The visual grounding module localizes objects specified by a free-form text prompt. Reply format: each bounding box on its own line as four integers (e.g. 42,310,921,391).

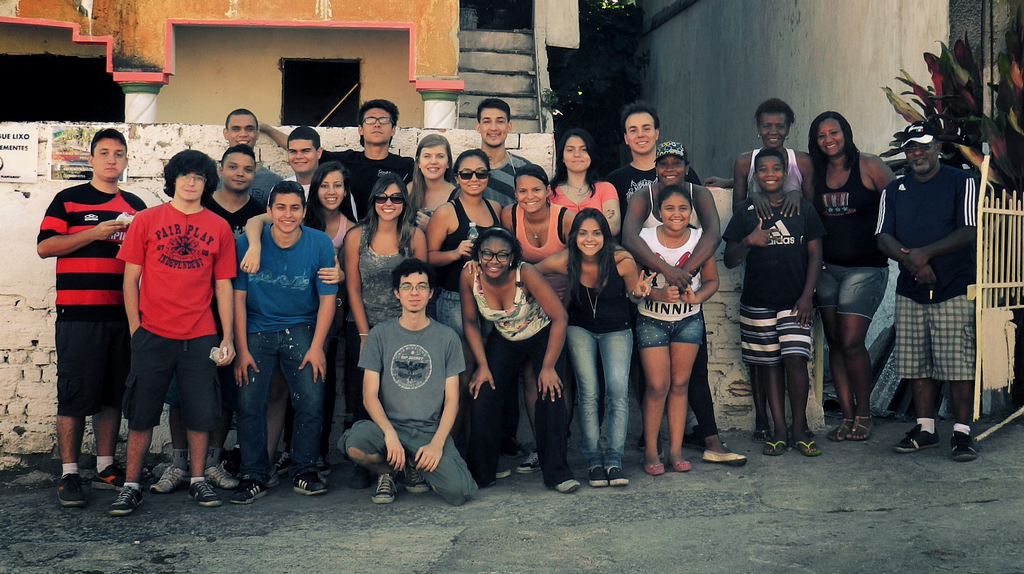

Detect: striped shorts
739,305,812,365
894,294,976,381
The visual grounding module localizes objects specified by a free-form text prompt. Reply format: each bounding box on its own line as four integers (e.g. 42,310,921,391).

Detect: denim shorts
636,313,704,349
815,263,888,319
436,287,492,339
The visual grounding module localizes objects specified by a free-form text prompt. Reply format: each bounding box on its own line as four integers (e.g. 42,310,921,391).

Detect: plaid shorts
894,295,976,381
739,305,812,365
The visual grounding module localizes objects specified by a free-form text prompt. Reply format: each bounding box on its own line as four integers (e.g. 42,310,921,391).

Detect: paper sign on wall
0,125,39,183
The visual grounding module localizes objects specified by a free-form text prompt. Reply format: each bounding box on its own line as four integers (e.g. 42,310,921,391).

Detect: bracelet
359,333,369,337
742,236,752,248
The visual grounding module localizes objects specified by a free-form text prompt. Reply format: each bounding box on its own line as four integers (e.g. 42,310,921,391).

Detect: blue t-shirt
233,225,338,332
875,165,977,304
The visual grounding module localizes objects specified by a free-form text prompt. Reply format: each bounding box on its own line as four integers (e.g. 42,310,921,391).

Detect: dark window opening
460,0,533,31
0,55,124,122
281,59,361,128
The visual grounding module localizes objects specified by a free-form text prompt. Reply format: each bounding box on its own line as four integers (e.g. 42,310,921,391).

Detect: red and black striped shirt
37,183,147,322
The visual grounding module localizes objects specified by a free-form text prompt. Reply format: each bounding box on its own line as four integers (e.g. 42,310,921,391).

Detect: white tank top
637,226,703,321
746,148,802,193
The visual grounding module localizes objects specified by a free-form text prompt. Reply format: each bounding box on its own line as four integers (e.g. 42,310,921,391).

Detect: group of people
40,94,980,517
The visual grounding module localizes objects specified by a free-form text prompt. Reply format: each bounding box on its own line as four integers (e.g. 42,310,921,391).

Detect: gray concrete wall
640,0,950,179
0,122,553,471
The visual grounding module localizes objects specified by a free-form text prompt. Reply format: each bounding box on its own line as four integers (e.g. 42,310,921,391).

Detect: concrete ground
1,416,1022,574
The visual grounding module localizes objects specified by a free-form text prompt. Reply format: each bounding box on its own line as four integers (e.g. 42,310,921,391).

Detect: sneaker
950,431,978,462
500,436,525,457
108,486,142,516
273,451,292,474
587,466,609,488
371,473,396,504
188,481,223,507
316,456,331,477
204,461,240,489
92,464,125,491
495,468,512,479
515,451,541,474
348,465,373,490
293,471,328,496
150,466,187,494
606,467,629,487
265,469,280,488
405,465,429,494
231,477,268,505
555,478,580,494
892,424,939,453
57,474,86,508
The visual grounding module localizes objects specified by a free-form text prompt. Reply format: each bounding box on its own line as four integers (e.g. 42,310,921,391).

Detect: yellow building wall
157,26,421,125
13,0,459,78
0,23,106,57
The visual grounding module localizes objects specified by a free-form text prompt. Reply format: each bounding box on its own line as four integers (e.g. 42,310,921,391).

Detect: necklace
585,286,599,318
563,183,587,196
524,213,543,241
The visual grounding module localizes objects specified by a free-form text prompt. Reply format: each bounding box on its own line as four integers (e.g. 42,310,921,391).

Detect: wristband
742,236,752,248
359,333,369,337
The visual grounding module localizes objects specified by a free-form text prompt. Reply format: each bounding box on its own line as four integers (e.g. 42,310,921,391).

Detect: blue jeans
237,324,324,482
566,326,632,469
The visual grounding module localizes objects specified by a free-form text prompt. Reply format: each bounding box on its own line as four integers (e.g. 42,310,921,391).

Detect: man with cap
876,121,979,462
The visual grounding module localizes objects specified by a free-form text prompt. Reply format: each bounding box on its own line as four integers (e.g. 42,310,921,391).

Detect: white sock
62,463,79,476
172,448,189,470
96,456,115,473
953,423,971,435
206,447,223,469
190,476,205,485
124,482,141,492
917,418,936,434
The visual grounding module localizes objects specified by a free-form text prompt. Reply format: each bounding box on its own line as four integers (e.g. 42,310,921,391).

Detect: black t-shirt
876,165,977,304
606,163,702,209
204,195,266,239
723,198,826,309
322,149,414,222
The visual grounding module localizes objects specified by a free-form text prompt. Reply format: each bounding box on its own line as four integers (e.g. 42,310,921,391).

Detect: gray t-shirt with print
358,318,465,432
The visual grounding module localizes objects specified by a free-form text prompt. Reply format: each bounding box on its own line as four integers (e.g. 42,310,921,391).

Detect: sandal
670,460,692,473
794,440,822,457
827,419,854,442
751,429,772,443
846,416,872,441
762,440,787,456
643,462,665,476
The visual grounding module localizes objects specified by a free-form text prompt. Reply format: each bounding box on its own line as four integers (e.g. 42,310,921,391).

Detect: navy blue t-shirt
875,165,977,304
723,198,826,310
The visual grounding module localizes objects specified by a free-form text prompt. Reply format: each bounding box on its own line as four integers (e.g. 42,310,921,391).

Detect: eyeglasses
361,116,394,126
374,193,405,205
178,174,207,184
479,250,511,263
398,284,431,292
458,170,490,181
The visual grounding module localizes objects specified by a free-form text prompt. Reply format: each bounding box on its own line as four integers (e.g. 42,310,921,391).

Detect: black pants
468,326,573,487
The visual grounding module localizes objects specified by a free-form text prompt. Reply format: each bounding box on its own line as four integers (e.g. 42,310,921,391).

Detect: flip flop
751,430,772,443
794,440,822,457
762,440,787,456
670,460,692,473
643,462,665,476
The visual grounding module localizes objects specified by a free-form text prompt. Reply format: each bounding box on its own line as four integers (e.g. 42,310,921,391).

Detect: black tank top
567,269,632,333
437,198,500,291
813,155,887,267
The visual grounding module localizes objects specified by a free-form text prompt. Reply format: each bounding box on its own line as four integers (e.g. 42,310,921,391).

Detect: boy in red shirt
111,150,237,516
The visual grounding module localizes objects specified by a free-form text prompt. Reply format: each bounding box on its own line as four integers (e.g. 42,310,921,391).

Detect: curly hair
163,150,218,199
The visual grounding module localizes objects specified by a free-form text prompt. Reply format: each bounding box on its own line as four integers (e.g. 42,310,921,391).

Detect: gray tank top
356,228,407,327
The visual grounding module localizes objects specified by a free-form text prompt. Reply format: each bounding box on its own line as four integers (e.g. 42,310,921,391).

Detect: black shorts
55,321,131,417
122,327,221,432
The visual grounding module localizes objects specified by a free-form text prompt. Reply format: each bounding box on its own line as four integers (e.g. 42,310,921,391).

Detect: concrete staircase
457,30,542,132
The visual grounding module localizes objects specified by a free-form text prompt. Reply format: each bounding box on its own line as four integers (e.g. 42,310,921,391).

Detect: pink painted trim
0,16,464,90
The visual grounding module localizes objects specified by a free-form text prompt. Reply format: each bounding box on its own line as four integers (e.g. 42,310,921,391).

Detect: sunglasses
374,193,405,205
457,170,490,181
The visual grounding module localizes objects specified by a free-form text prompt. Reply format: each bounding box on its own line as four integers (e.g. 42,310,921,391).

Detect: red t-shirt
118,203,236,340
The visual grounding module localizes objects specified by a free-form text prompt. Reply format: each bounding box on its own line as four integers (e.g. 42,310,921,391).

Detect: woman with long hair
535,209,651,487
549,128,621,235
808,111,894,442
409,134,456,232
460,227,579,493
342,173,427,488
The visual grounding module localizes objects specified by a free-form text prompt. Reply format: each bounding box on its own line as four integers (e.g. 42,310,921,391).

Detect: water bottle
467,222,479,244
